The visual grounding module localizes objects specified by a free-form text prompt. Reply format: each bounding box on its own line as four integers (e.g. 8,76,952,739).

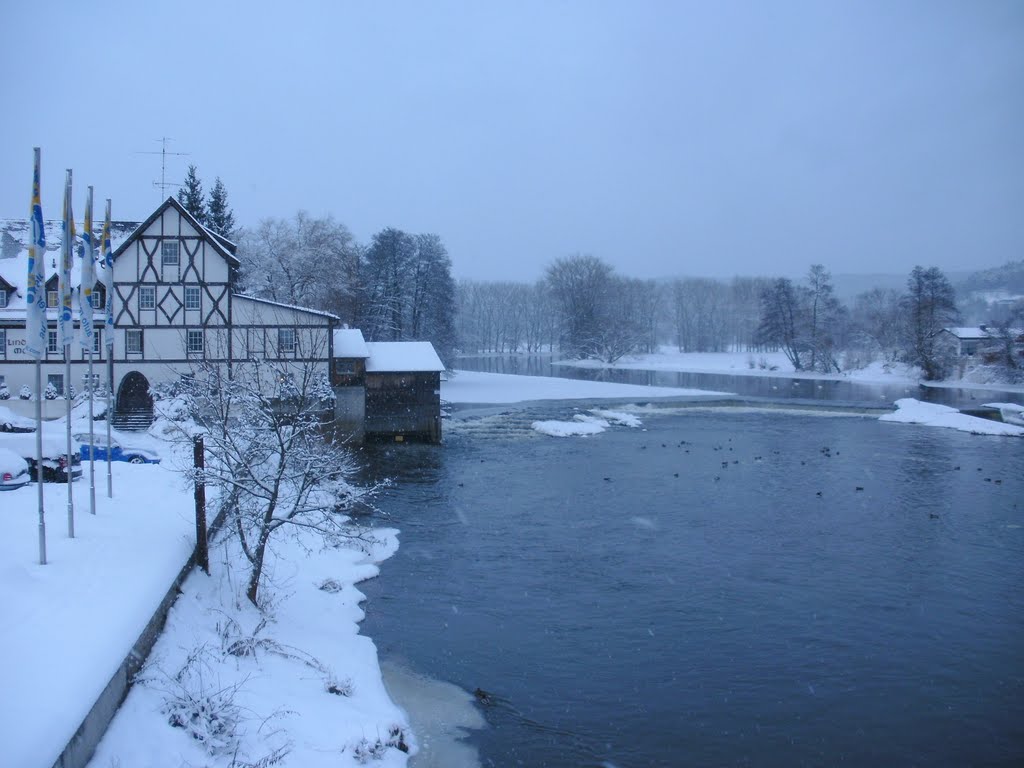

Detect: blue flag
25,148,47,359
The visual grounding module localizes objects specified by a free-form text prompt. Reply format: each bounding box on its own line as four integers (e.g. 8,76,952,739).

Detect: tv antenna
135,137,189,201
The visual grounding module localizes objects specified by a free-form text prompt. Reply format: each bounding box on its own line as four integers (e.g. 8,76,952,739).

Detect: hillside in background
959,260,1024,295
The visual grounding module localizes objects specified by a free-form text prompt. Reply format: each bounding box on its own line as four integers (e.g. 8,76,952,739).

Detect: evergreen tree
206,177,236,239
177,165,206,224
900,266,960,380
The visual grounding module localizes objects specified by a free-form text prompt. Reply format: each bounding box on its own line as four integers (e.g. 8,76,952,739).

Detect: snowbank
880,398,1024,437
532,409,645,438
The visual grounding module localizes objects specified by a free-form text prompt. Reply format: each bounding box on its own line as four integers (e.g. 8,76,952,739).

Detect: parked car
0,447,31,491
0,432,83,483
72,433,162,465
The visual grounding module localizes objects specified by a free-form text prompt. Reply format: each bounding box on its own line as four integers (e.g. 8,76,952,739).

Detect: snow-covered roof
110,197,240,267
232,293,340,321
365,341,445,373
943,326,1024,340
0,218,136,315
333,328,369,358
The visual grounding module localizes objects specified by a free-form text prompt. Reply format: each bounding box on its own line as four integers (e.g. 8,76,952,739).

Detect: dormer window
0,278,16,309
162,241,179,266
47,289,58,308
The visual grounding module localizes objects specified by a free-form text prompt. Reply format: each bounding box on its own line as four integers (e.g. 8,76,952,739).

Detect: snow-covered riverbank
553,348,1024,393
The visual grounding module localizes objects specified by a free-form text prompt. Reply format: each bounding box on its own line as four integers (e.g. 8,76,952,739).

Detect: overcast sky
1,1,1021,282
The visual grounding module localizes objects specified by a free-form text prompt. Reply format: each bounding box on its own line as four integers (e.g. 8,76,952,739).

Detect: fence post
193,435,209,575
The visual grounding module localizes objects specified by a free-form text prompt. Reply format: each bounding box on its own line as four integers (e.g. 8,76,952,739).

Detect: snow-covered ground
554,347,1024,392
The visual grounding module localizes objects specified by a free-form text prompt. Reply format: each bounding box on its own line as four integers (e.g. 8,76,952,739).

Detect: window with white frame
162,241,179,266
47,289,58,308
139,286,155,310
278,328,296,355
0,329,5,357
81,372,100,393
185,286,201,310
126,329,143,355
0,289,7,308
92,330,101,355
47,330,59,354
90,289,102,309
187,329,204,355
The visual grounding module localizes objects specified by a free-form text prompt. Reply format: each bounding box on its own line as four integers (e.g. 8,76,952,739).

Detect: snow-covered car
0,433,82,483
0,447,31,491
72,433,162,465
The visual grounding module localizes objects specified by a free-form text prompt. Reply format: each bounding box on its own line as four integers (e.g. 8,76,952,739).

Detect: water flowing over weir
357,396,1024,766
455,354,1024,410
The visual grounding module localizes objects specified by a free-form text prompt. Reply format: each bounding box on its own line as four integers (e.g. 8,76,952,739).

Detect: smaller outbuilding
330,331,445,443
364,341,445,443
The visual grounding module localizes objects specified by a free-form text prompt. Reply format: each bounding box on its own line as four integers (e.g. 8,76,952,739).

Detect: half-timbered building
1,197,337,428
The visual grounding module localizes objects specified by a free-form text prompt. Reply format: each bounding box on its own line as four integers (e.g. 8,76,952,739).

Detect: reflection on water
360,404,1024,767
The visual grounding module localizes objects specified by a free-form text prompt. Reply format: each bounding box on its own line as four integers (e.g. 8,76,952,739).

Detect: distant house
940,326,1024,360
330,329,444,443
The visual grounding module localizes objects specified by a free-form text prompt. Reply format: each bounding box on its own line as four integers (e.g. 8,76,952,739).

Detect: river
358,392,1024,767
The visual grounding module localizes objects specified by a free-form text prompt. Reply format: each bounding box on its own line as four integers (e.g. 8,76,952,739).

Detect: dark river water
358,401,1024,767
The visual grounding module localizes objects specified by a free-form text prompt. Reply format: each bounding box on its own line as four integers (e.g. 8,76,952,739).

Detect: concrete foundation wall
334,386,365,443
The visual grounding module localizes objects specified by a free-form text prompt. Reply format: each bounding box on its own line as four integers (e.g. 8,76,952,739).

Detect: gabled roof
333,328,369,358
111,197,240,268
365,341,445,373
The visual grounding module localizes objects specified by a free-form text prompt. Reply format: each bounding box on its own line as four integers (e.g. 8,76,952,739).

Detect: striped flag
101,199,114,349
25,148,47,359
59,171,76,348
79,187,95,350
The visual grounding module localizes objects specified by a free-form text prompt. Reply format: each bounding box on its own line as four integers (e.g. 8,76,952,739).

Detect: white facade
0,198,337,414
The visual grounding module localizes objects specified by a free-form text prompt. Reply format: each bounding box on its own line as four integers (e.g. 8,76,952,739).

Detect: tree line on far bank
457,254,1023,383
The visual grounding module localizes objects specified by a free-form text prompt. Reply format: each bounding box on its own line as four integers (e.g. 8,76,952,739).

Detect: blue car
73,433,162,465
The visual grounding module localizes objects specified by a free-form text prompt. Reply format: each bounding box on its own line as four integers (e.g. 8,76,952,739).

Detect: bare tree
850,287,903,362
980,306,1024,383
237,213,362,324
545,254,615,358
175,350,374,607
805,264,843,373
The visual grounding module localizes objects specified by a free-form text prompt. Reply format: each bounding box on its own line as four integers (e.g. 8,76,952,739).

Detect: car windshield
74,435,116,448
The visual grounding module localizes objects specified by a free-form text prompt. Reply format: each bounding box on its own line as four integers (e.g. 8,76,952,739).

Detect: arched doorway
114,371,154,431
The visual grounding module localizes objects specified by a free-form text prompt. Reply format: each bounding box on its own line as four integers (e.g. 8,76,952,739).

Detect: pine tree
177,165,206,224
206,177,236,239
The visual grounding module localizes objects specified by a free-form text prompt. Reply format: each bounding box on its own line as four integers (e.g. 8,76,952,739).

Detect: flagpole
28,148,47,563
103,199,114,498
82,186,96,516
60,169,75,537
35,363,45,561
